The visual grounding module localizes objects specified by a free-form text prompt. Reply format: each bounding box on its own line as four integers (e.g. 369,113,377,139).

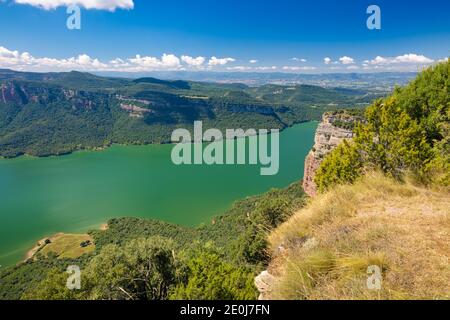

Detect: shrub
170,247,257,300
315,60,449,191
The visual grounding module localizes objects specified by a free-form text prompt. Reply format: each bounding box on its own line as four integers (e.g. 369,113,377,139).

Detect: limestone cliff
302,112,355,197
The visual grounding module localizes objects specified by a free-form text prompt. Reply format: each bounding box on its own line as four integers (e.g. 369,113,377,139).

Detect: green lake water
0,122,317,267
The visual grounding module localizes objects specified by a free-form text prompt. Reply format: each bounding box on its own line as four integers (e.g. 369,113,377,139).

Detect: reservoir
0,122,317,267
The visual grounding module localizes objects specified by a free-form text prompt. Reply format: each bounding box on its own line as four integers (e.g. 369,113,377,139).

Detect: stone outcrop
254,270,276,300
120,103,152,118
1,82,29,104
302,112,355,197
1,81,99,110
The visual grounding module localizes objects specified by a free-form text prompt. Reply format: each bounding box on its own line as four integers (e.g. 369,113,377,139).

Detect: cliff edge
258,173,450,299
302,112,356,197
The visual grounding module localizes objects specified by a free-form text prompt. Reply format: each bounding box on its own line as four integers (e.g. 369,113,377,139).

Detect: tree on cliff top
315,59,449,192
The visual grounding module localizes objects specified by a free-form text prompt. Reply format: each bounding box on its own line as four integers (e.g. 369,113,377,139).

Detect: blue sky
0,0,449,73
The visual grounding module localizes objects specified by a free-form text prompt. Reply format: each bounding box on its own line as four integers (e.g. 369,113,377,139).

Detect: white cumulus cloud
323,57,332,65
393,53,434,64
0,45,244,72
181,55,205,67
0,46,107,71
282,66,316,71
227,66,252,71
226,65,278,72
366,54,434,65
13,0,134,11
339,56,355,65
127,53,181,71
208,56,235,66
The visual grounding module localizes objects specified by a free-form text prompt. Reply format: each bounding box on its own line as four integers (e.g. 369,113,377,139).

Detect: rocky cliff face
1,82,29,104
0,81,102,110
302,112,355,197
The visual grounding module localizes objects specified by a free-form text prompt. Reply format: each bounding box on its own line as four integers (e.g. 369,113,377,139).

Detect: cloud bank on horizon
13,0,134,11
0,45,446,73
0,46,236,72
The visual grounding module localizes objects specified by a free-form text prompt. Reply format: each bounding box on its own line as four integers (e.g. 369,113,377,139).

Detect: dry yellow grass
39,233,95,259
267,173,450,300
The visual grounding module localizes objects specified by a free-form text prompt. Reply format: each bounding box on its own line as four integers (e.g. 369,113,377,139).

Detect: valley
0,122,316,267
0,69,376,158
0,61,447,301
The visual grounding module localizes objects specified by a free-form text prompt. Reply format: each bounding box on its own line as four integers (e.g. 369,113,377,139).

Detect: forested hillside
0,183,305,300
0,69,375,158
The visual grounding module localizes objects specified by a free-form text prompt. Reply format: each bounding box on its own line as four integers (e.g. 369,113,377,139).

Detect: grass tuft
267,172,450,299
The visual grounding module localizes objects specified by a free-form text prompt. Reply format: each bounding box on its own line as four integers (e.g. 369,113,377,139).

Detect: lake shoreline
24,224,108,263
0,122,318,268
24,233,65,262
0,120,315,160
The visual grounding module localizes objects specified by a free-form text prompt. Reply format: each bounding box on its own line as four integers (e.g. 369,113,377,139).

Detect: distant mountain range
93,70,417,90
0,69,382,158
